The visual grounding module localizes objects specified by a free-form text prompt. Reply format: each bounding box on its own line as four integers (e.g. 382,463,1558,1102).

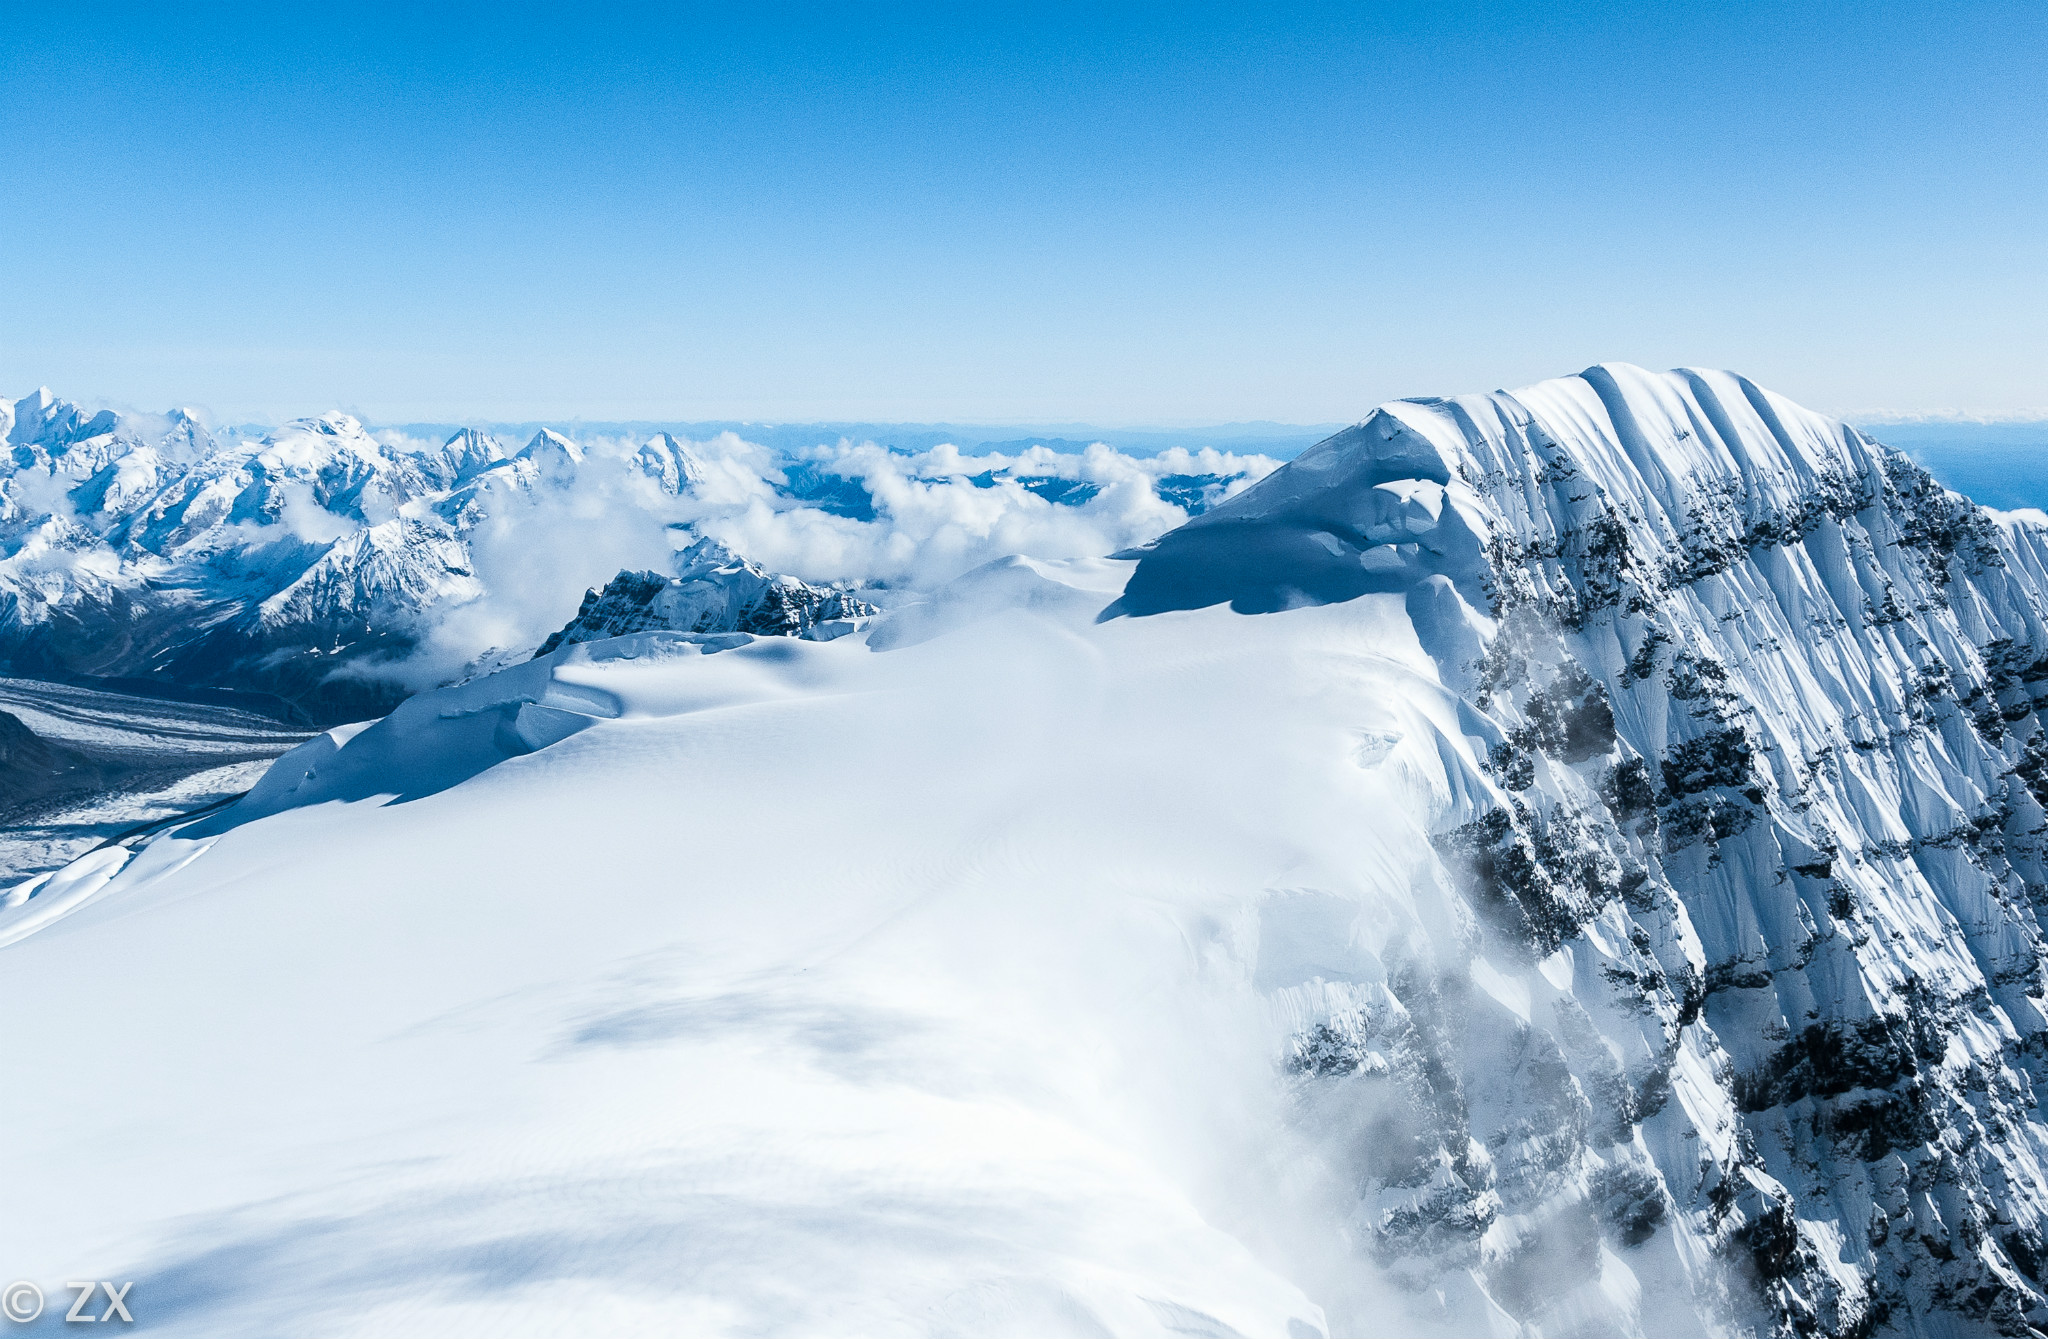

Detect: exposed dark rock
537,540,878,656
1169,368,2048,1337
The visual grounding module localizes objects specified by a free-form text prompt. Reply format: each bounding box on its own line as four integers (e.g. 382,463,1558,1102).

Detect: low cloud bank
389,433,1277,686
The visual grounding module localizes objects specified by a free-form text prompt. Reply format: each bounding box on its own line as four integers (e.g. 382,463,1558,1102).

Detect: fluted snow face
634,432,707,495
257,520,482,631
1124,363,2048,1335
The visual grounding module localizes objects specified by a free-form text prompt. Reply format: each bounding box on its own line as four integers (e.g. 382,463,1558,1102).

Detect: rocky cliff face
1124,364,2048,1337
536,539,878,655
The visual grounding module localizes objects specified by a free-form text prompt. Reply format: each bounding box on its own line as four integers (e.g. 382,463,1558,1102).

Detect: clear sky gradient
3,2,2042,424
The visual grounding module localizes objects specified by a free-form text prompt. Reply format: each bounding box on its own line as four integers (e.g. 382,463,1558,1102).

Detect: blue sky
2,2,2042,424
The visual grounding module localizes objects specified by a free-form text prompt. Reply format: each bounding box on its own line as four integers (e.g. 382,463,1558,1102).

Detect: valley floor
0,678,310,883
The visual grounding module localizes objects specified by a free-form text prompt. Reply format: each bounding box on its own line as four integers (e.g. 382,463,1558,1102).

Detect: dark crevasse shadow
1106,521,1422,617
1101,522,1496,699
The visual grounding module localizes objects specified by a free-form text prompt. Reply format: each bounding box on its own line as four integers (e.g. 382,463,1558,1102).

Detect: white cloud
685,438,1273,590
384,434,1274,687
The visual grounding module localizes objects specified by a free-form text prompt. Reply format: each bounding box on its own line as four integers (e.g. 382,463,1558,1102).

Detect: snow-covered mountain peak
519,426,584,464
432,426,507,484
6,388,120,462
535,536,878,655
1113,360,2048,1334
308,411,364,435
263,412,384,458
634,431,707,495
6,386,64,439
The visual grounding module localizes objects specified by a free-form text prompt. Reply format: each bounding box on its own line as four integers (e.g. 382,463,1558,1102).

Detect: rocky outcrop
535,539,878,656
1125,364,2048,1337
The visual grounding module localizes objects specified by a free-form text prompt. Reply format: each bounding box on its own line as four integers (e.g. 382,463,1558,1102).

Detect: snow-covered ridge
1119,363,2048,1334
0,392,1274,723
7,364,2048,1337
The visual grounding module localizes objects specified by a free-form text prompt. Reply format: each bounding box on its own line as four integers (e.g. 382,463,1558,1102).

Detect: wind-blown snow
8,364,2048,1337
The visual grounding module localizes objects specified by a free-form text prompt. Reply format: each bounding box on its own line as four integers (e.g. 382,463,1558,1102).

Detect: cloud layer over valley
0,389,1278,721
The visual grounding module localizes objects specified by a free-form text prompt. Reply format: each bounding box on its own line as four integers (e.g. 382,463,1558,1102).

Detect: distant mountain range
0,392,1275,724
335,418,1346,461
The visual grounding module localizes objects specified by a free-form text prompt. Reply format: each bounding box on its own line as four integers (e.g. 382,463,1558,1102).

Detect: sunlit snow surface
0,557,1470,1337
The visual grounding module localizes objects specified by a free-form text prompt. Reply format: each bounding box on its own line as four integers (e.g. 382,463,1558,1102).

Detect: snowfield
3,566,1457,1338
10,364,2048,1337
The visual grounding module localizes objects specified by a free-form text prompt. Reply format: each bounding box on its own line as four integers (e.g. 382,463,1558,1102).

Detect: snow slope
7,365,2048,1337
0,563,1440,1338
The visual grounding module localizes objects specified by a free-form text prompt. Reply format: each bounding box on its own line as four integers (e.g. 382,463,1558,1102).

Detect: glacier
4,365,2048,1337
0,676,308,882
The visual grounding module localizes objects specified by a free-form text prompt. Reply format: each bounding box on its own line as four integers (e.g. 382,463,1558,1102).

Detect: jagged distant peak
253,412,410,480
264,412,374,446
520,427,582,457
6,389,120,451
672,533,759,576
441,426,500,452
285,410,366,438
434,427,508,480
535,535,876,657
634,432,707,493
